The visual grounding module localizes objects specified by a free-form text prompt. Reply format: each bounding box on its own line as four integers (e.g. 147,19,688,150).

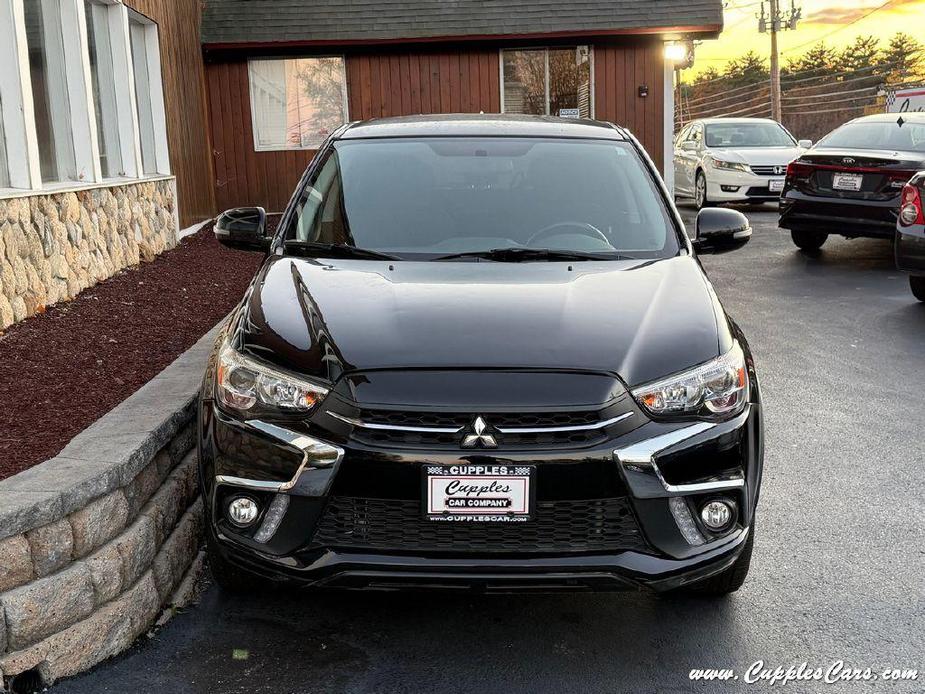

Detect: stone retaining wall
0,327,217,688
0,178,178,330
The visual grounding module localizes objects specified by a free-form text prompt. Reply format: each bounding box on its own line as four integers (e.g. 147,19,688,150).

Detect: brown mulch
0,225,264,480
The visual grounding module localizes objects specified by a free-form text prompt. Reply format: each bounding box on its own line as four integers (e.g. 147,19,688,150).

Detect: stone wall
0,327,217,688
0,178,178,330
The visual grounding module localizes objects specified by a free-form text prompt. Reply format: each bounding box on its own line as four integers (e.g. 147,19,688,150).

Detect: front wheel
910,276,925,302
694,171,713,210
791,229,828,252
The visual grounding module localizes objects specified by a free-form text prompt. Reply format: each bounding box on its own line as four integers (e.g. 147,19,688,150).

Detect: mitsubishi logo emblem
461,416,497,449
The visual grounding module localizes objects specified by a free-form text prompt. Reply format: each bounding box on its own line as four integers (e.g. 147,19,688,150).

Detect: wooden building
200,0,723,213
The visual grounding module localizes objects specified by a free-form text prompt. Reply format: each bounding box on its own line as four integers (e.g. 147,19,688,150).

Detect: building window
502,47,593,119
248,57,348,151
0,0,169,193
85,0,122,177
24,0,77,183
128,11,158,175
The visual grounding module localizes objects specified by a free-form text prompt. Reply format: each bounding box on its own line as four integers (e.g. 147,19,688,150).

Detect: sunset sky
686,0,925,77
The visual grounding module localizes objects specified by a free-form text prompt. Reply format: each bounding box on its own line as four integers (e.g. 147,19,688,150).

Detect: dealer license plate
424,464,535,522
832,173,863,191
769,178,785,193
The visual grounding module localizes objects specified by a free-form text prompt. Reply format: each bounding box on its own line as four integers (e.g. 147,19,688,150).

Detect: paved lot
55,206,925,694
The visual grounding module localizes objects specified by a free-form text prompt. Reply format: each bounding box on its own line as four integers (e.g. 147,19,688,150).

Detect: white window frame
0,0,170,196
499,46,596,119
127,8,169,175
83,0,138,178
247,56,350,152
0,0,41,190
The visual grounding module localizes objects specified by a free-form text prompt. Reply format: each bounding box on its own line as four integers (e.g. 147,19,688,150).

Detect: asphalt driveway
53,205,925,694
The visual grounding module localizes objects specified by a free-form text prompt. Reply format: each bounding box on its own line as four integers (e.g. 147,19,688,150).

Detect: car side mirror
214,207,269,251
798,139,813,149
681,141,698,151
693,208,752,254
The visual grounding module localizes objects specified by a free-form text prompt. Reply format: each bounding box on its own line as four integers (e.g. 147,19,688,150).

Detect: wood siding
205,41,665,213
593,40,665,173
125,0,215,227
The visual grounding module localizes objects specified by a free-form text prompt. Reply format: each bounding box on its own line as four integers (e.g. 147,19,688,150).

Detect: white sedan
674,118,810,209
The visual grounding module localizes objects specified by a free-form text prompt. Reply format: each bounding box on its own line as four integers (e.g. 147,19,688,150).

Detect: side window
688,124,702,144
294,150,349,244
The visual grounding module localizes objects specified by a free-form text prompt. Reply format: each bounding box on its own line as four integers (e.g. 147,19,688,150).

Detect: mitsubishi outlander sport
199,115,764,596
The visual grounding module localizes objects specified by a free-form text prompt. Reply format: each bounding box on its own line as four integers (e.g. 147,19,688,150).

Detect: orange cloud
803,0,925,26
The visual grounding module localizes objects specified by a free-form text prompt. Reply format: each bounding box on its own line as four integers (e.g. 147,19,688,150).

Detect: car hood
707,146,803,166
238,255,730,389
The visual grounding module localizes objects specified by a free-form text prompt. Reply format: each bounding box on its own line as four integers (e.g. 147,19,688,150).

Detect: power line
781,0,900,55
682,50,923,93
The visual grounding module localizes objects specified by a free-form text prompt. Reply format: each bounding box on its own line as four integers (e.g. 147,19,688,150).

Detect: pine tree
840,36,880,74
722,51,769,87
878,33,925,84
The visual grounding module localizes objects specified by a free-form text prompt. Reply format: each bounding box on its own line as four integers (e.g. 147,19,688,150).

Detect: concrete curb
0,325,220,688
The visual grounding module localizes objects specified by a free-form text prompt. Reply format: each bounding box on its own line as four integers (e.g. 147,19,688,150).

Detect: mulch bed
0,225,264,480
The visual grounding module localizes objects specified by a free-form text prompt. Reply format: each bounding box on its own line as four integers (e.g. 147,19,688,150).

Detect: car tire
911,276,925,302
694,171,713,210
206,531,265,593
791,229,828,252
676,527,754,597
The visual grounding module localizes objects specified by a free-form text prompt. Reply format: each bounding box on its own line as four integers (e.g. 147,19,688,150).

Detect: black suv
199,115,764,596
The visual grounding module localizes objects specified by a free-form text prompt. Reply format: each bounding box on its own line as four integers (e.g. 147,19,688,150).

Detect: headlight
708,157,751,174
216,343,328,416
632,342,748,419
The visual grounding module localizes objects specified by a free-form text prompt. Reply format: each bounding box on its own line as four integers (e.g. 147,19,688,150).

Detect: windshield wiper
284,241,401,261
433,247,631,262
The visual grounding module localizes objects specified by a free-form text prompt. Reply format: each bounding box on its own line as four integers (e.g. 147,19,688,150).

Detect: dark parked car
779,113,925,251
896,171,925,301
199,115,764,597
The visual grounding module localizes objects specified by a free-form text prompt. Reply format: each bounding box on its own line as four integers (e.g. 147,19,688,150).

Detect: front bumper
199,398,763,592
779,190,899,238
706,169,784,202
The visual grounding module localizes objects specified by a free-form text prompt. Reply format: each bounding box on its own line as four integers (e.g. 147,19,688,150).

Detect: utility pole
769,0,781,121
758,0,801,122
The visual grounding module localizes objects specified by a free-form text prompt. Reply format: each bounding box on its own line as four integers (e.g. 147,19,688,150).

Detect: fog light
700,499,735,531
227,496,259,527
721,185,741,192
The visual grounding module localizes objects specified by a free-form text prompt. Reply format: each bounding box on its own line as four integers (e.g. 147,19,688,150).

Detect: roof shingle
201,0,723,46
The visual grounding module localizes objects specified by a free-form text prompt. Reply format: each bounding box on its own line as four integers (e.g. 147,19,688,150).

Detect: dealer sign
886,87,925,113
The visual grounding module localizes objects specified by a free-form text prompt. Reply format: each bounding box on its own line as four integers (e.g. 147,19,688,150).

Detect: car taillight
899,183,925,227
786,161,814,179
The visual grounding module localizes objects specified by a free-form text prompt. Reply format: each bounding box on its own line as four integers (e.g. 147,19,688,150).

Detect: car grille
746,186,779,197
311,496,648,554
750,165,785,176
358,409,601,428
344,405,635,450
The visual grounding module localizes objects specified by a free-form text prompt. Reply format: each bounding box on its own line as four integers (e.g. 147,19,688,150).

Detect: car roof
339,114,628,140
849,112,925,124
695,117,781,125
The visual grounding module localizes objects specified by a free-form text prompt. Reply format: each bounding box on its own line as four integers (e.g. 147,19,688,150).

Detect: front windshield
817,120,925,152
705,122,795,148
286,137,679,259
